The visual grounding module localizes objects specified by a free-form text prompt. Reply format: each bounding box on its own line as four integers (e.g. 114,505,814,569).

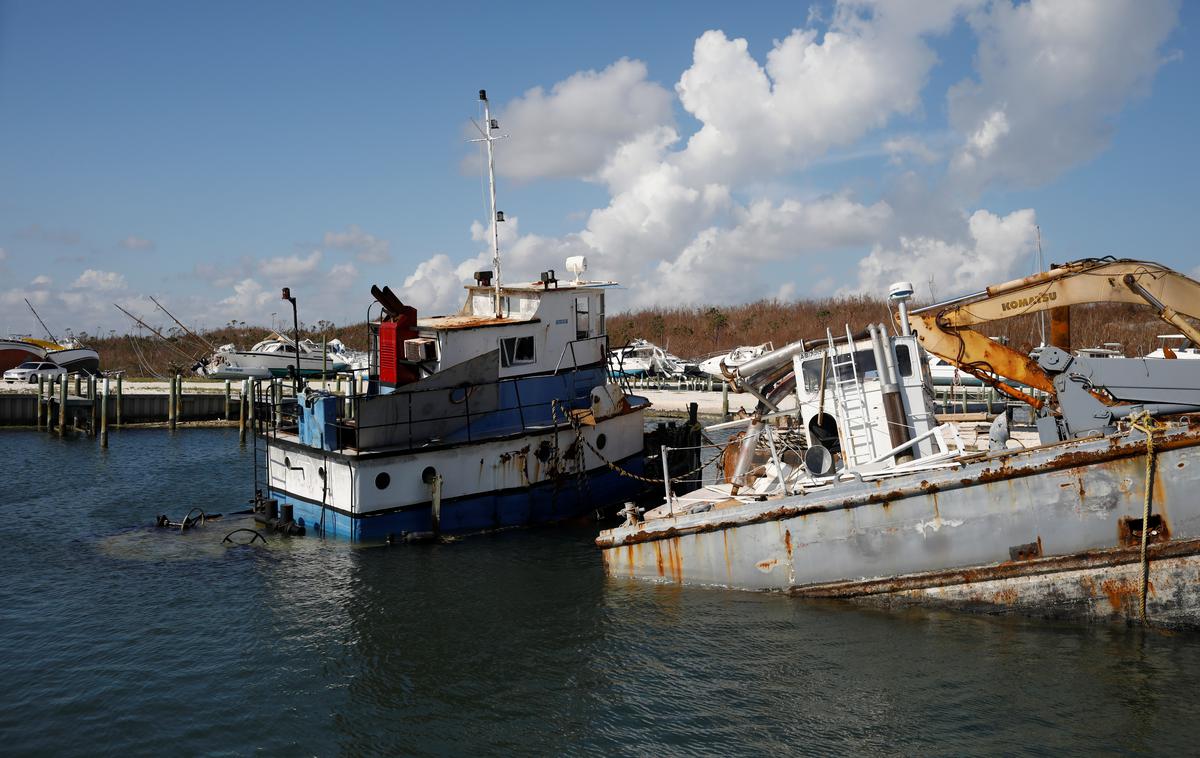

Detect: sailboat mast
24,298,58,344
479,90,504,318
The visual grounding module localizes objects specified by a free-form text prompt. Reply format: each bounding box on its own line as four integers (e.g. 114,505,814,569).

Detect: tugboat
252,90,650,541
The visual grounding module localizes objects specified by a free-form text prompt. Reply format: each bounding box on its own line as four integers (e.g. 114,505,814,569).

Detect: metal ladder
827,326,877,467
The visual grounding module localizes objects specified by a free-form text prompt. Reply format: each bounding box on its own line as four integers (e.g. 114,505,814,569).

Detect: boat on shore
608,339,688,378
598,259,1200,628
698,343,772,381
198,334,351,379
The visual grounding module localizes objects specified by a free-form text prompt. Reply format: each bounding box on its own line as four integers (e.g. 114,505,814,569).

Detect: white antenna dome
566,256,587,283
888,280,915,301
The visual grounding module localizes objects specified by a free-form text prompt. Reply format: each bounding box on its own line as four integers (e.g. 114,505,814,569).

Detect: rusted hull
599,427,1200,627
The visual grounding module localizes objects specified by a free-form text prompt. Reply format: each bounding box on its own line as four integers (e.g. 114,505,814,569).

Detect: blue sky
0,0,1195,336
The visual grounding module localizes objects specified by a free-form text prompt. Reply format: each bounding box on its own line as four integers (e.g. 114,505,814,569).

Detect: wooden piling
224,380,231,420
100,376,109,448
74,372,81,397
248,380,257,426
721,381,730,420
168,372,177,430
58,373,67,436
89,375,97,436
115,374,122,427
36,375,44,429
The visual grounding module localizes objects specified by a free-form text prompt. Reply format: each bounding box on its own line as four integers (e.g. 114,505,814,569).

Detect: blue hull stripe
270,456,646,542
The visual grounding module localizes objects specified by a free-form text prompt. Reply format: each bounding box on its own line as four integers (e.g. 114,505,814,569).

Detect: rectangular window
575,297,591,340
500,336,536,367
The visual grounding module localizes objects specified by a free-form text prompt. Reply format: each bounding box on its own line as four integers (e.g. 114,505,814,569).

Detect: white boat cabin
413,277,612,378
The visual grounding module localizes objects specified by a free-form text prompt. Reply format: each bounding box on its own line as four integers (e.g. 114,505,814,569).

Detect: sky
0,0,1196,338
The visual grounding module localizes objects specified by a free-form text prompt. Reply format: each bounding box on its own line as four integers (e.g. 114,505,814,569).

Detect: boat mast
24,298,58,344
473,89,507,319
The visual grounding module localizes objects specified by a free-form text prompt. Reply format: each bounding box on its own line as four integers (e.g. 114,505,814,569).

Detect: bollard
36,375,44,429
100,376,109,448
168,373,177,430
59,372,68,435
721,381,730,420
115,374,122,427
238,379,247,444
224,379,231,420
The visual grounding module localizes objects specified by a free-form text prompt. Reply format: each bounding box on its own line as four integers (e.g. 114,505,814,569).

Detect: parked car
3,361,66,384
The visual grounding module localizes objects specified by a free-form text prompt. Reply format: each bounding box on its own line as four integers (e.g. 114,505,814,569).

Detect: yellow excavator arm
904,258,1200,407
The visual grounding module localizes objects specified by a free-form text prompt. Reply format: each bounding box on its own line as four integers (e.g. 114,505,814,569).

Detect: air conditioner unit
404,338,437,362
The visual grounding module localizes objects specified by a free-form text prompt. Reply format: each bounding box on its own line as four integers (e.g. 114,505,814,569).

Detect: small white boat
608,339,686,378
698,342,773,380
199,334,350,379
1146,334,1200,359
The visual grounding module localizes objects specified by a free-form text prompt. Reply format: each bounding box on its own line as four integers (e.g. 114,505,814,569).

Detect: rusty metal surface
599,424,1200,623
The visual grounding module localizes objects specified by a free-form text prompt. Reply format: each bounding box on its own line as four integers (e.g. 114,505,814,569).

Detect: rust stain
992,587,1019,605
784,529,793,559
722,531,732,579
653,541,665,577
1099,578,1138,612
756,558,779,572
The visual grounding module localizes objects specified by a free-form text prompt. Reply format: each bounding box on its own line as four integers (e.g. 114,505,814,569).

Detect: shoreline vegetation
74,298,1179,378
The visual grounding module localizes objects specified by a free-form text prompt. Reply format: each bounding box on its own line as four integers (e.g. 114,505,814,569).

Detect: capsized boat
0,336,46,373
250,90,650,541
599,259,1200,628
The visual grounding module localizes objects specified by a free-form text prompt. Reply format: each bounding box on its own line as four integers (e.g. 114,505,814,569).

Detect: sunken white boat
599,259,1200,628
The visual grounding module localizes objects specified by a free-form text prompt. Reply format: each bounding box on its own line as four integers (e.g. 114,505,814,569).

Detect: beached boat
198,334,350,379
0,337,46,373
599,259,1200,628
608,339,686,378
698,343,772,380
250,90,650,541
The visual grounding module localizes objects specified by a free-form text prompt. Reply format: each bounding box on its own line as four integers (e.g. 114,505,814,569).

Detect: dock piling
239,380,247,444
89,374,97,436
58,372,67,436
100,376,109,448
168,372,177,430
115,374,122,427
721,381,730,420
36,375,44,429
224,380,231,420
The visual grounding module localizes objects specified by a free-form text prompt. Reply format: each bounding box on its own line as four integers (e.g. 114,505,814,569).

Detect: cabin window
500,336,536,367
596,294,605,336
575,297,591,340
801,346,914,391
894,344,913,377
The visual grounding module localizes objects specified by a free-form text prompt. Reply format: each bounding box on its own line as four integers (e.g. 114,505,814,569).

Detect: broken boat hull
598,425,1200,628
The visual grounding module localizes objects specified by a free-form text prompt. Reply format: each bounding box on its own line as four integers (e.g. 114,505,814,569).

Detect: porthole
596,433,607,450
375,472,391,490
421,466,437,484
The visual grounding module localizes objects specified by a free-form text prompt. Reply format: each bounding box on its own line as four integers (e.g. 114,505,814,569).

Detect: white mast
471,89,507,319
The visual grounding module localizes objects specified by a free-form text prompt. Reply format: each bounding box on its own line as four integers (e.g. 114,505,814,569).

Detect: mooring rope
1129,411,1163,626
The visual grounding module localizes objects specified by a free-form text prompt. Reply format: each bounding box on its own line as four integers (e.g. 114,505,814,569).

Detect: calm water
2,428,1199,756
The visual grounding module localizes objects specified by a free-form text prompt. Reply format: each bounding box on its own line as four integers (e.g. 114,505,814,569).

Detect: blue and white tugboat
253,90,650,541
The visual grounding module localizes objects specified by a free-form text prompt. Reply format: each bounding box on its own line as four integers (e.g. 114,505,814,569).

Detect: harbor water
3,428,1200,755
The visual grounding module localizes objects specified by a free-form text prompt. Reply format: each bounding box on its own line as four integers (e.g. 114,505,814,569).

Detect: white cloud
884,135,940,165
323,225,390,264
474,59,675,183
850,208,1037,297
948,0,1180,189
217,278,275,322
72,269,127,291
258,250,322,279
120,235,156,251
31,275,51,287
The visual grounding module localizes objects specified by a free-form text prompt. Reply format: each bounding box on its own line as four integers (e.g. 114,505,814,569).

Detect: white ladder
827,326,877,467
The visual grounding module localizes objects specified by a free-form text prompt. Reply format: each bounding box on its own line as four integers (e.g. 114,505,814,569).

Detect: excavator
902,258,1200,443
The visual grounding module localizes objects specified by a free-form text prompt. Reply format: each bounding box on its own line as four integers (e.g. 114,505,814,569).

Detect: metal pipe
870,324,914,463
730,417,766,494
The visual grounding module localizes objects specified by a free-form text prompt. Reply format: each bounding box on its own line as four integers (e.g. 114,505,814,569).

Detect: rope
549,399,724,485
1128,411,1162,626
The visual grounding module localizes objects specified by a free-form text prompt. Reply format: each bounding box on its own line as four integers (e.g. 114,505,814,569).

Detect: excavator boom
905,258,1200,403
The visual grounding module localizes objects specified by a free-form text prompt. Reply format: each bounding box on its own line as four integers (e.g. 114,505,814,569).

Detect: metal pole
89,374,97,436
721,381,729,420
100,375,109,448
74,372,81,397
661,444,674,517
